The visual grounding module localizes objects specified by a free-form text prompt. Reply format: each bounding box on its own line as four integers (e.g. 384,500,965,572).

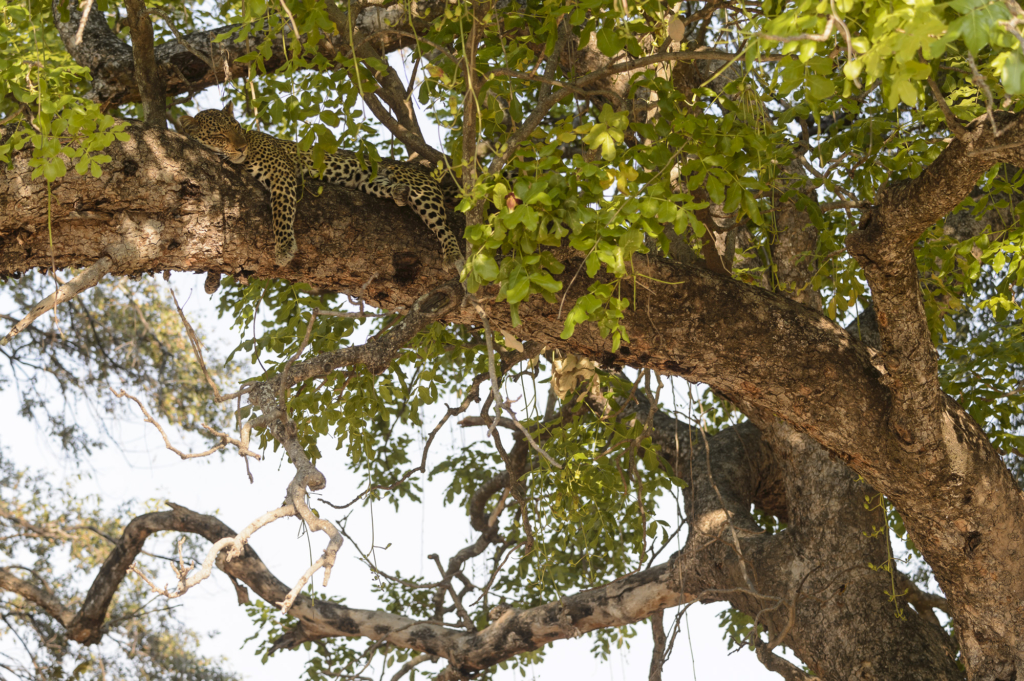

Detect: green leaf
531,271,562,293
42,160,67,183
507,275,531,304
806,74,835,100
950,10,995,53
724,182,743,213
798,41,818,63
1000,51,1024,95
706,174,725,203
472,253,499,280
741,190,764,225
888,76,918,108
596,27,625,57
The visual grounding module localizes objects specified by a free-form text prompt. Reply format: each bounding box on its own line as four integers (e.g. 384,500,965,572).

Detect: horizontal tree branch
49,0,444,107
0,501,762,671
1,122,1021,674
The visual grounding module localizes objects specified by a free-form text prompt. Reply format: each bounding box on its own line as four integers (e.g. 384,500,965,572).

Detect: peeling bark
2,115,1024,677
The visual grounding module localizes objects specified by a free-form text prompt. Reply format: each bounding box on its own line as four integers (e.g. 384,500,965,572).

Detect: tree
1,0,1024,677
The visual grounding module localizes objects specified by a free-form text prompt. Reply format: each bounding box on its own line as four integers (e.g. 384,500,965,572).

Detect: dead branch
1,257,111,347
110,387,261,460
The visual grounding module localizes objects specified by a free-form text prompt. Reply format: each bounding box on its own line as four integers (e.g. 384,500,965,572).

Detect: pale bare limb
246,380,344,610
129,505,296,600
1,256,111,346
201,424,264,460
73,0,95,46
278,555,329,613
110,387,262,460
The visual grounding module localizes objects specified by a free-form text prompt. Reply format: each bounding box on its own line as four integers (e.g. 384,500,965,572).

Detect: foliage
2,0,1024,675
0,272,237,458
0,453,240,680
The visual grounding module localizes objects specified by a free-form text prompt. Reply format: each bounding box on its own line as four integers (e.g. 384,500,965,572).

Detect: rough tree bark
3,1,1023,679
2,109,1023,678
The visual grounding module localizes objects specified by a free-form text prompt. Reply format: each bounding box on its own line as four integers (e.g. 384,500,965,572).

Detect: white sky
0,20,799,678
0,272,786,680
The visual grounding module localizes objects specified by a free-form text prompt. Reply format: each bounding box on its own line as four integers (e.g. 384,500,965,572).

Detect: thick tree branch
0,501,766,672
847,114,1024,429
1,122,1021,676
0,569,75,626
844,110,1024,678
50,0,447,108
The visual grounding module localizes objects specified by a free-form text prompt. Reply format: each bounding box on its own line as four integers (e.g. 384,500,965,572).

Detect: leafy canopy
2,0,1024,676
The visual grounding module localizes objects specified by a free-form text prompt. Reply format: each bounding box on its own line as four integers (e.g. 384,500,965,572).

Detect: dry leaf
500,328,525,352
668,17,685,41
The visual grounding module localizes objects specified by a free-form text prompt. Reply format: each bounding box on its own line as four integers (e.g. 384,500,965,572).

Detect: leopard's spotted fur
179,104,464,270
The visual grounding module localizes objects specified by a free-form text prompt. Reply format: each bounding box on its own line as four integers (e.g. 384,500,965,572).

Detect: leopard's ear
179,114,194,128
222,102,234,117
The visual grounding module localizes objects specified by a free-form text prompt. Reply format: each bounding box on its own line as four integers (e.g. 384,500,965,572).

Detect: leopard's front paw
274,237,298,267
445,254,467,275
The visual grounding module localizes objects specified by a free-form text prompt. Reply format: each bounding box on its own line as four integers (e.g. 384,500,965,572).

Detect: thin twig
149,9,214,68
110,387,262,459
429,555,476,631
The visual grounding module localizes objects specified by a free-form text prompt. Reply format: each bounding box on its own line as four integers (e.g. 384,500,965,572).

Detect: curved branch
2,120,1022,676
0,501,768,671
50,0,450,108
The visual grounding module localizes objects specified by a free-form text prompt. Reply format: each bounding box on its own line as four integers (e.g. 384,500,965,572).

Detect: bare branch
130,505,296,601
0,569,75,626
1,257,111,347
429,554,477,632
755,643,814,681
72,0,95,46
110,387,261,460
649,610,667,681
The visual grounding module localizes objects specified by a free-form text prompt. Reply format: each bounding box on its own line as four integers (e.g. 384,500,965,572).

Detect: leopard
179,104,464,272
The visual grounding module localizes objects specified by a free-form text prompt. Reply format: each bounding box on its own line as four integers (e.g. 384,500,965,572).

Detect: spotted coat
179,104,464,270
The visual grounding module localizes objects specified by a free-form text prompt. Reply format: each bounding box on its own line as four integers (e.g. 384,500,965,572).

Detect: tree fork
2,119,1024,675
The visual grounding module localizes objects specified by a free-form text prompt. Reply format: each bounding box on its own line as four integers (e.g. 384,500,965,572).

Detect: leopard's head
180,103,248,164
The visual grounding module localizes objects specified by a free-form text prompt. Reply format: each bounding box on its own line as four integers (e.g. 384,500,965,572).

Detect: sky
0,22,798,678
0,272,788,681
